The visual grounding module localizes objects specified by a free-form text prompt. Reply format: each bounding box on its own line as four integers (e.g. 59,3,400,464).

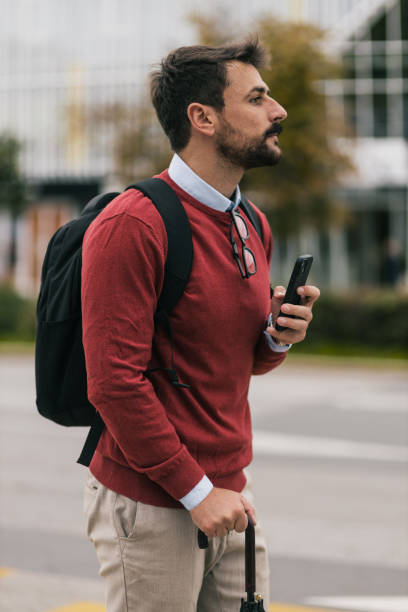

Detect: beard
215,117,282,170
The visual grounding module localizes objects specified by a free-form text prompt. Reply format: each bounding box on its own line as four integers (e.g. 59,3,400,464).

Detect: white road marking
333,394,408,413
253,431,408,462
304,596,408,612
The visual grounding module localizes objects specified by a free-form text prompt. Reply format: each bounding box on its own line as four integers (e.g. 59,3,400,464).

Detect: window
371,12,386,41
401,0,408,40
355,51,371,79
402,52,408,80
373,93,387,137
388,53,403,78
344,93,357,133
388,93,404,137
372,53,387,79
343,53,356,79
356,94,373,137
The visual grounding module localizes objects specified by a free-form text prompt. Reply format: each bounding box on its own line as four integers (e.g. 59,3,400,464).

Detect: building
0,0,406,294
327,0,408,288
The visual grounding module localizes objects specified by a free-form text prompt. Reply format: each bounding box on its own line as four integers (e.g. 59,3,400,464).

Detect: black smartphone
274,254,313,332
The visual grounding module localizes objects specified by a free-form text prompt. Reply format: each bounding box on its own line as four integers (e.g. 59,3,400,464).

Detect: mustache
264,124,283,138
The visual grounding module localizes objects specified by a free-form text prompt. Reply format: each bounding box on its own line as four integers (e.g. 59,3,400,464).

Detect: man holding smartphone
82,37,320,611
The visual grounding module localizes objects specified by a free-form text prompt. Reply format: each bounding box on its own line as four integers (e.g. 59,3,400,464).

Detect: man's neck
178,149,243,200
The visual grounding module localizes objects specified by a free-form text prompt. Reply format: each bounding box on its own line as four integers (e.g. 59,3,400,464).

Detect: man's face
214,61,287,170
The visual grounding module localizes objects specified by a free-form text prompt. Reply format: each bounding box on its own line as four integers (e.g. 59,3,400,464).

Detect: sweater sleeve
252,207,287,374
81,205,205,501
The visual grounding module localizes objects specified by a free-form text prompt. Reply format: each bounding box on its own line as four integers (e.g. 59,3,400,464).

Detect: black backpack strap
78,178,193,467
126,178,193,315
239,195,264,245
77,412,105,466
128,179,193,388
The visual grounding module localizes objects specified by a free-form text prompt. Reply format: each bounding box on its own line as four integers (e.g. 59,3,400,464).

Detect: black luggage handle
197,528,209,549
197,516,265,609
244,515,256,601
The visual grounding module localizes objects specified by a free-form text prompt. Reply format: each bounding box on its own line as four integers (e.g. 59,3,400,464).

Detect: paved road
0,352,407,612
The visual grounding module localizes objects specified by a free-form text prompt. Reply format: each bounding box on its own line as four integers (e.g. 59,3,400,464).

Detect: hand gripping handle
197,516,255,557
197,515,264,607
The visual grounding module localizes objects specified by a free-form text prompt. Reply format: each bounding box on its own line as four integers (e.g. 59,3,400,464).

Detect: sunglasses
229,210,257,279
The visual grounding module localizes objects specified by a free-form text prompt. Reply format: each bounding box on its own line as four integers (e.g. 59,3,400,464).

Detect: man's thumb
241,496,257,526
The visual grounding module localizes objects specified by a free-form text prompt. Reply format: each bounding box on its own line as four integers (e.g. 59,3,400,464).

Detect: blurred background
0,2,407,612
0,0,407,358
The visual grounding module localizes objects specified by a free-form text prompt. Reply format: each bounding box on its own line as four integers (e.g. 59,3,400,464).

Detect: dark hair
150,38,268,152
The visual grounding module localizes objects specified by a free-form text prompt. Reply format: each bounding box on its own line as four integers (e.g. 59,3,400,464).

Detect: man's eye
250,96,262,104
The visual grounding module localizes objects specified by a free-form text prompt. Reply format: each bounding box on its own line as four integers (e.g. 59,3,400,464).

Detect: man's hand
190,487,256,538
266,284,320,345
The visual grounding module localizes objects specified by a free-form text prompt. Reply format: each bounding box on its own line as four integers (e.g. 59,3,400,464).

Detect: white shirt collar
168,153,240,212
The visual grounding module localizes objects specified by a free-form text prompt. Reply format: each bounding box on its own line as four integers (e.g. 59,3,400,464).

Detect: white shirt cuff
264,331,292,352
264,313,292,352
179,475,213,510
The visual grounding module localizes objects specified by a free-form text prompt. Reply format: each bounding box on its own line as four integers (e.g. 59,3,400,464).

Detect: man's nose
268,98,287,122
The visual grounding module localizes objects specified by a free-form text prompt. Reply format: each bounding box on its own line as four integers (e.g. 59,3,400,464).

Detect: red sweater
81,170,286,508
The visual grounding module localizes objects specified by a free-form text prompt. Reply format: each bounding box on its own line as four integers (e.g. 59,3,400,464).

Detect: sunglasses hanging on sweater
230,210,257,279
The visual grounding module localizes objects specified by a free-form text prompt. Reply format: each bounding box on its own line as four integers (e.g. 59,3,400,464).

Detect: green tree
88,102,171,186
89,13,354,238
0,134,27,281
190,13,355,236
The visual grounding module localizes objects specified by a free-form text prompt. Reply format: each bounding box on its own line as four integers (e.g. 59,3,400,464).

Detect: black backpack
35,177,263,466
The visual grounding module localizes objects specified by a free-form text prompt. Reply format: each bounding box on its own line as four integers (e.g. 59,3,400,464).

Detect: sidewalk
0,565,353,612
1,351,407,612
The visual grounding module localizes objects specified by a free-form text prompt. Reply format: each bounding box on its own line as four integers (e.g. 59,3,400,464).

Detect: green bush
1,284,407,358
0,283,36,340
296,291,408,358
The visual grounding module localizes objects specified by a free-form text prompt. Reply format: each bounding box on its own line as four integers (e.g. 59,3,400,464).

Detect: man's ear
187,103,216,137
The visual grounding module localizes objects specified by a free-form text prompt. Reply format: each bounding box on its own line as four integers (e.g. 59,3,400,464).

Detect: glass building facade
324,0,407,287
0,0,406,292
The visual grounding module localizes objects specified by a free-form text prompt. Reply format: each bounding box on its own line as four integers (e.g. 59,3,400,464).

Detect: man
82,38,320,611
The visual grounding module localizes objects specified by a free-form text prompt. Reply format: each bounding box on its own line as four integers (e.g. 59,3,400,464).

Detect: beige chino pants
84,470,269,612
